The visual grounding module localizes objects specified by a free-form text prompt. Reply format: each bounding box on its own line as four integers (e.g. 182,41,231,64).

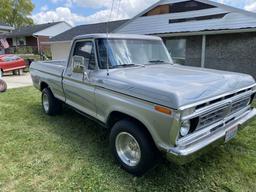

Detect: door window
72,41,96,70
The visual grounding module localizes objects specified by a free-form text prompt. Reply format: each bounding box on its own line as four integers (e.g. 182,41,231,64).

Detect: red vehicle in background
0,54,26,77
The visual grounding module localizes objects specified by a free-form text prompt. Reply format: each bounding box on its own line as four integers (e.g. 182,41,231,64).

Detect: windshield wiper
110,64,145,69
149,60,171,64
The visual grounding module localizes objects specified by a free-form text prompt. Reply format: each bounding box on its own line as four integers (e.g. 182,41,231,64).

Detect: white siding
0,25,14,32
0,29,10,34
117,11,256,35
34,22,72,37
51,42,71,60
116,0,256,35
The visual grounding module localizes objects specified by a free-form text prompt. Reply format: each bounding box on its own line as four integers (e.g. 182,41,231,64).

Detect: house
2,22,72,55
48,20,128,60
0,22,14,54
115,0,256,78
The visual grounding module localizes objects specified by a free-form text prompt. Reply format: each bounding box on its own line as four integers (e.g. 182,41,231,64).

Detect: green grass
0,87,255,192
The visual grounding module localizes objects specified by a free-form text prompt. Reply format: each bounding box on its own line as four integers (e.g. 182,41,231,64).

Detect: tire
13,70,18,76
110,119,158,176
42,88,62,115
18,69,23,76
0,79,7,92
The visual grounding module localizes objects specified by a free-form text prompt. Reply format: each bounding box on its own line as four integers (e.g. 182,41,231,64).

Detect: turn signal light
154,105,172,115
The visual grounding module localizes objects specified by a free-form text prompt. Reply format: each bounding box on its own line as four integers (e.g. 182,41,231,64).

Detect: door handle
83,72,89,81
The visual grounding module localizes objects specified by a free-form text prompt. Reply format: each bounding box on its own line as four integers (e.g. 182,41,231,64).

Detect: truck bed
30,60,66,74
30,60,67,101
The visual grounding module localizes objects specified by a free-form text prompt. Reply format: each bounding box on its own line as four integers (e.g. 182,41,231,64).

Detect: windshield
96,38,173,69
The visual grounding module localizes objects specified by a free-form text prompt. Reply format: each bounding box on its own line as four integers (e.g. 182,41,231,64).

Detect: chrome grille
197,95,251,129
198,107,227,128
230,97,250,114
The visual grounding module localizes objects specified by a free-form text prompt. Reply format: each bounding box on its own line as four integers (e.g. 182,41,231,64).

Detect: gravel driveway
2,73,33,89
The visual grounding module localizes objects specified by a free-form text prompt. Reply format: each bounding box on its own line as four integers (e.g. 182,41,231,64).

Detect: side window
72,41,96,70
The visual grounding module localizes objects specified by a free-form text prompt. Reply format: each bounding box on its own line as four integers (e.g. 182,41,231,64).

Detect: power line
106,0,116,76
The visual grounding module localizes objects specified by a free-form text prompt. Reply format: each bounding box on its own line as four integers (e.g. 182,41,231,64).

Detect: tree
0,0,35,28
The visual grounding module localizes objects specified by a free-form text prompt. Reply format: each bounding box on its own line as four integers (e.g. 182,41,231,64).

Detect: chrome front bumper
166,108,256,165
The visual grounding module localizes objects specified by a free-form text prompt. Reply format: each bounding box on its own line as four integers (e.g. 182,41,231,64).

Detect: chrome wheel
115,132,141,167
42,93,49,112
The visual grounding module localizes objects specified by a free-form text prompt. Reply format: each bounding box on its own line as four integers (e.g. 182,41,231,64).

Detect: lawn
0,87,256,192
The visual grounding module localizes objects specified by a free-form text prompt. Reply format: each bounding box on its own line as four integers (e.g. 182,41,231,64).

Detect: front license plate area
225,126,238,143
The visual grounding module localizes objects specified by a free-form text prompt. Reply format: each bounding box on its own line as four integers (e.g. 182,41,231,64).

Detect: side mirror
72,55,85,73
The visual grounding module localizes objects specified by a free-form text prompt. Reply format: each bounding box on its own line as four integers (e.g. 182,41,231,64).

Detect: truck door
62,39,97,117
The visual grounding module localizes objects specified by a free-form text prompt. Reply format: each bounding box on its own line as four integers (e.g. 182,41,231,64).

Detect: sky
31,0,256,26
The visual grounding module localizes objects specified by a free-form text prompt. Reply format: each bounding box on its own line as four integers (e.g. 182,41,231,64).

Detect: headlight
180,120,191,137
182,107,195,117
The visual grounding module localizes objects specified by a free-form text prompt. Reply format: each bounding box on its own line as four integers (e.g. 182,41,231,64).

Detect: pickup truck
30,34,256,176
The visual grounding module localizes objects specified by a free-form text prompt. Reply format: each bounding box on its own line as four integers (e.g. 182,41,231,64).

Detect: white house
115,0,256,78
47,0,256,78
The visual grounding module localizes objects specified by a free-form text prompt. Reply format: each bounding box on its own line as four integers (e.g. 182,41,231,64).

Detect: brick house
1,22,71,55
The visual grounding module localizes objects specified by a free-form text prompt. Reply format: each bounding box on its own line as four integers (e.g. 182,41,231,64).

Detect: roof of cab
72,33,162,41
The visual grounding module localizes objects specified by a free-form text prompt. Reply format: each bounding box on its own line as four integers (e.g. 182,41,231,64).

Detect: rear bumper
3,66,26,72
166,108,256,165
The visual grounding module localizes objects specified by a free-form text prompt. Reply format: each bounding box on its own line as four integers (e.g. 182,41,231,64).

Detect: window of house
143,0,216,16
165,39,186,64
143,5,170,16
169,13,227,24
170,0,215,13
16,37,26,46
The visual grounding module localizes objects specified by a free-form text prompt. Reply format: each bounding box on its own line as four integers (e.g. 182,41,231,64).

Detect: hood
98,64,255,109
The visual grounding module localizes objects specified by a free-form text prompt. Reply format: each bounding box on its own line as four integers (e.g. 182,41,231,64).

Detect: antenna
116,0,122,19
106,0,116,76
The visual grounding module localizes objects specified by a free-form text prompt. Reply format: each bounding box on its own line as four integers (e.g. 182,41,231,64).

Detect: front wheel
110,119,158,176
42,88,62,115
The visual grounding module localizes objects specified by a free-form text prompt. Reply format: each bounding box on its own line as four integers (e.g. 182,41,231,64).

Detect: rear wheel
110,119,158,176
42,88,62,115
18,69,23,75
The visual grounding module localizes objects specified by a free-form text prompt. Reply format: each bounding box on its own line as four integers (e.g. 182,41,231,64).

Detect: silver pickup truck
30,34,256,176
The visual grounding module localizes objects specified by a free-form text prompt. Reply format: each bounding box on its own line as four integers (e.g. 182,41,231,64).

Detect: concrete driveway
2,73,33,89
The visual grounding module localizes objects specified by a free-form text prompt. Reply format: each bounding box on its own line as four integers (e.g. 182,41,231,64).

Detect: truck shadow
41,105,238,190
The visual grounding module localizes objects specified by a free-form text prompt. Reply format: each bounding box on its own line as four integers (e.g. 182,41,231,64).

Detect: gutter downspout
201,35,206,68
33,35,40,54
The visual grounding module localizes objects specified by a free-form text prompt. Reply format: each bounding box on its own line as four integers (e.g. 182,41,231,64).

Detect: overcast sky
31,0,256,26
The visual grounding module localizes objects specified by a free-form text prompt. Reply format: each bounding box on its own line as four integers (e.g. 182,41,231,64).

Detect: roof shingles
3,22,62,37
50,20,128,42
